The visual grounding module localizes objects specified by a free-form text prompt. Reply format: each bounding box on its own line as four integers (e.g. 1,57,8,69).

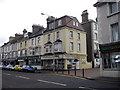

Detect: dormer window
24,32,28,38
76,22,79,27
73,21,76,26
58,20,62,26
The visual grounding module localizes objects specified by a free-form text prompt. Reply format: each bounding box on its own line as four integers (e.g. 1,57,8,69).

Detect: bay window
54,42,62,52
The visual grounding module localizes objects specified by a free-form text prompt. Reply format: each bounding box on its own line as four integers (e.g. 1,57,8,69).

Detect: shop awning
17,56,40,60
99,41,120,53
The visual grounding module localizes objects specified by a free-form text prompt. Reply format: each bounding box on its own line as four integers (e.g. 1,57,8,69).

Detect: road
2,70,120,89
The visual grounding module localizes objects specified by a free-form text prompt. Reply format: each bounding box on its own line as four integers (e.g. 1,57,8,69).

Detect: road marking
55,74,87,80
37,79,67,86
15,75,30,79
3,73,11,76
79,86,97,90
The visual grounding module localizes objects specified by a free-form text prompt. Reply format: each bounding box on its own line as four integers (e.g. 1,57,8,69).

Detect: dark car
22,65,36,72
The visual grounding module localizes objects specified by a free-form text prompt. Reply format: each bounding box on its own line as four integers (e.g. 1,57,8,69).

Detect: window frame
56,31,60,39
70,42,73,51
77,33,80,40
54,42,62,52
70,31,73,39
78,43,81,52
109,2,118,14
58,19,62,26
111,23,119,42
48,34,51,41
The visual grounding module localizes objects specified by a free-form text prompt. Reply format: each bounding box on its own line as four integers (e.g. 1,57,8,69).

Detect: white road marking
37,79,67,86
3,73,11,75
79,86,97,90
15,75,30,79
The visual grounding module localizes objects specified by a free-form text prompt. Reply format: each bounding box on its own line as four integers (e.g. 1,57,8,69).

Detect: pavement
53,68,120,84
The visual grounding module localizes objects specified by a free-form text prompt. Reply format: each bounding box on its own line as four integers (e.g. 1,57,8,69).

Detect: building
0,15,92,70
81,10,100,68
41,15,92,70
94,1,120,77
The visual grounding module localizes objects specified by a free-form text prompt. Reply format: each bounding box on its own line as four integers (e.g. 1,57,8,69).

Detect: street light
41,13,56,72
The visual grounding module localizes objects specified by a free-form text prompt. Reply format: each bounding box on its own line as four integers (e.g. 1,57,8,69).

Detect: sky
0,0,97,46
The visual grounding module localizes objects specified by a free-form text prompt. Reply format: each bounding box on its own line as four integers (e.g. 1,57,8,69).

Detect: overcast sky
0,0,97,46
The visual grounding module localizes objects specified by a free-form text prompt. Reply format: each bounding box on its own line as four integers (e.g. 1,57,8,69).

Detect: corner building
41,15,92,70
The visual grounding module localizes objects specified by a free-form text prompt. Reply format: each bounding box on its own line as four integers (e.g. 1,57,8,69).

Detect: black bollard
68,68,70,75
82,68,84,77
75,66,76,76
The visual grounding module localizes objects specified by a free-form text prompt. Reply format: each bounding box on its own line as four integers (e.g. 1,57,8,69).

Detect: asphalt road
2,70,120,89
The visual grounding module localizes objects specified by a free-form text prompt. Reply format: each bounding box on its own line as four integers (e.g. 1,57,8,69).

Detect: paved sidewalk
54,68,120,83
56,68,100,78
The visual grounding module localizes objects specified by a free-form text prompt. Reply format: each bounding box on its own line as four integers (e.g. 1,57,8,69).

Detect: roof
94,2,107,7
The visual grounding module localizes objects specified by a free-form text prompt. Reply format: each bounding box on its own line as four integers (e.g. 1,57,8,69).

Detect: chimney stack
46,16,55,23
9,36,15,42
32,24,44,34
81,10,89,22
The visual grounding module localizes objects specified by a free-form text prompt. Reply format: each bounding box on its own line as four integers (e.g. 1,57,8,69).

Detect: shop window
103,52,120,70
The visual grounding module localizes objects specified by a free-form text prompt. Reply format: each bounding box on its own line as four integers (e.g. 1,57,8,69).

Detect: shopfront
99,41,120,77
17,56,41,67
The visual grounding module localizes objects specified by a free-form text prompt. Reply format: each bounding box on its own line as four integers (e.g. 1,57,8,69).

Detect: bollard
57,67,58,74
82,68,84,77
62,67,64,74
75,66,76,76
68,69,70,75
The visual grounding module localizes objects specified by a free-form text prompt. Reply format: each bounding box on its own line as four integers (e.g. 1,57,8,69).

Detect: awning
17,56,40,60
99,41,120,53
8,58,16,61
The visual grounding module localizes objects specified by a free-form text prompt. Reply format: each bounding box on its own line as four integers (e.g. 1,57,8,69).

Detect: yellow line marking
55,74,87,80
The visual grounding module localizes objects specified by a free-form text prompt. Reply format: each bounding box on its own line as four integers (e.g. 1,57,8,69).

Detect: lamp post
41,13,56,72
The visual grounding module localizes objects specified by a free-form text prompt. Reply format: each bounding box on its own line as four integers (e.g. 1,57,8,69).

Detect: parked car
22,65,36,72
6,65,14,71
14,65,23,71
2,65,7,70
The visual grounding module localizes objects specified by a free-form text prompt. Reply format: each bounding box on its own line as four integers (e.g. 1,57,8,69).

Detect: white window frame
73,21,76,26
58,19,62,26
76,22,79,27
111,23,119,41
48,34,50,41
70,31,73,38
56,31,60,39
108,2,118,15
78,43,80,51
54,42,62,52
46,45,52,53
77,33,80,40
70,42,73,51
38,37,40,43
